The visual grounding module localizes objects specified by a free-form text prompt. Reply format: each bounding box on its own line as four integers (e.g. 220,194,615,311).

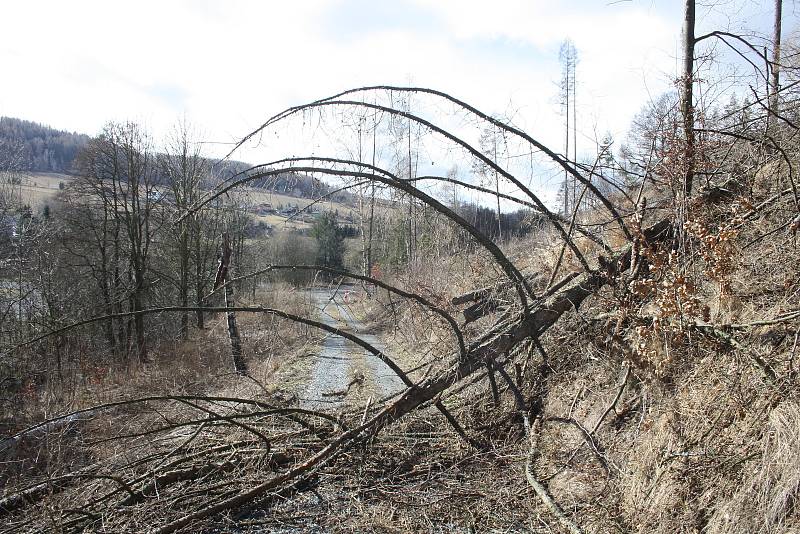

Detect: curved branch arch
208,264,467,359
232,86,631,244
189,157,536,310
229,96,595,269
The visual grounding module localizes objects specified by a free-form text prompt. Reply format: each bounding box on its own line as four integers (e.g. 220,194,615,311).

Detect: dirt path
300,288,403,410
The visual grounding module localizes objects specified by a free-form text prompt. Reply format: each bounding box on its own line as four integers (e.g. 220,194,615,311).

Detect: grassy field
255,213,313,231
14,173,399,238
239,186,351,211
15,172,366,229
238,186,396,220
10,172,73,211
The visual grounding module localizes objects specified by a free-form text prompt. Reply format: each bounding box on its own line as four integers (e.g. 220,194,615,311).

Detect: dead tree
681,0,696,196
163,120,210,340
12,86,653,532
770,0,783,119
71,122,158,363
214,233,247,375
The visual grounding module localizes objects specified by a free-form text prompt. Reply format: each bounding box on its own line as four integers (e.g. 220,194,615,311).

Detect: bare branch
188,158,537,308
208,263,467,359
234,86,633,243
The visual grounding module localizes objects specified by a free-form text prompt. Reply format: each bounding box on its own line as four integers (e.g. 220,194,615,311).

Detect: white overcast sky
1,0,793,172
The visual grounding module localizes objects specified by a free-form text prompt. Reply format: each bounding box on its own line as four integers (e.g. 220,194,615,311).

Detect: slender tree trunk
364,184,375,276
224,283,245,374
97,240,117,354
564,78,570,215
407,121,414,264
573,56,578,211
770,0,783,118
359,190,369,277
558,40,577,215
133,268,148,364
681,0,696,196
195,281,206,329
366,115,377,281
115,264,125,355
357,119,370,279
194,227,206,330
100,279,116,353
216,233,247,375
112,186,124,359
494,136,502,241
179,230,189,340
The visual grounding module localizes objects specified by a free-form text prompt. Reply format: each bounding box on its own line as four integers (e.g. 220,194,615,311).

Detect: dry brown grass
10,172,74,211
5,167,800,532
707,401,800,533
317,178,800,533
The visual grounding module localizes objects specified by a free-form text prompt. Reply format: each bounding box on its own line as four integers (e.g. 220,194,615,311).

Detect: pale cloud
1,0,784,188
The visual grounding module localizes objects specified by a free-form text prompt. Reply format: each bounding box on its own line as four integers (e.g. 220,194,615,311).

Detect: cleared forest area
2,2,800,533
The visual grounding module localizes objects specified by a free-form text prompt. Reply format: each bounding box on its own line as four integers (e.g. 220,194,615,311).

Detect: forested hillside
0,117,89,174
0,116,339,201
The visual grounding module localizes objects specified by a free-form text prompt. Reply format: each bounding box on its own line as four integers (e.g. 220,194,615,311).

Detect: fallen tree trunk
120,461,238,506
3,218,673,533
7,214,672,532
454,269,582,325
151,218,673,533
385,222,672,423
452,273,545,307
8,85,694,532
0,476,76,516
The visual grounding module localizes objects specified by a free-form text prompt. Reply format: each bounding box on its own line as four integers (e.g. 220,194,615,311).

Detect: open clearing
13,172,363,228
8,172,73,210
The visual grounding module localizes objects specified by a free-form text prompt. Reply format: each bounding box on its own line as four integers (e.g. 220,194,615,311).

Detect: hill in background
0,116,349,204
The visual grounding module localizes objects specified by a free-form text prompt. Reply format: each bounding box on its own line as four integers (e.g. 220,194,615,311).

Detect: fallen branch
121,461,238,506
149,219,674,531
526,442,586,534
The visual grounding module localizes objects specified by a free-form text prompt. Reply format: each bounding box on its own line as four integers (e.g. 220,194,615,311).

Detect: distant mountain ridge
0,116,349,202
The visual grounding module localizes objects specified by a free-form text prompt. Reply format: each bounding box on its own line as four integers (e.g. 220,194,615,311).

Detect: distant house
252,203,275,216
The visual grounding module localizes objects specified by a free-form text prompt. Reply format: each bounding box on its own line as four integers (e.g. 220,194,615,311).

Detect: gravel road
300,288,404,410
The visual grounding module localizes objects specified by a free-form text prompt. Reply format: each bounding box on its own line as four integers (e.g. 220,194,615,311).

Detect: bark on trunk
681,0,696,196
215,233,247,375
195,230,206,330
132,290,147,364
770,0,783,119
179,231,189,340
153,218,674,534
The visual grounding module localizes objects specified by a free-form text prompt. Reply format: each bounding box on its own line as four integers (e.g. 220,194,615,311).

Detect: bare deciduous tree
162,119,210,339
